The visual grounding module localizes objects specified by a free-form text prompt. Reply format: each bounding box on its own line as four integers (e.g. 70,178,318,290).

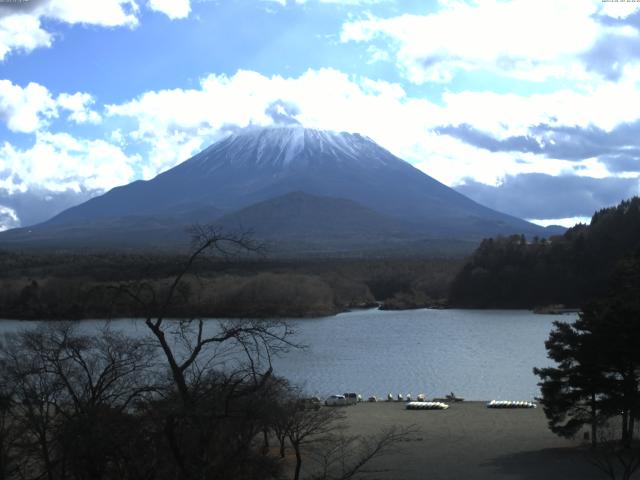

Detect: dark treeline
0,252,462,320
449,197,640,308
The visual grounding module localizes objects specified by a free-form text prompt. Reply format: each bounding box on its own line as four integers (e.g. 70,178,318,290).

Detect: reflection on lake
0,308,576,401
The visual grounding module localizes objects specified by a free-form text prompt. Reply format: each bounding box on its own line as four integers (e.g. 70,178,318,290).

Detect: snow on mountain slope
35,125,548,241
185,126,399,173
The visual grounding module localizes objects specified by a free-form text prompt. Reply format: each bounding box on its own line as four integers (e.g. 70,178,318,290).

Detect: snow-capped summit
184,126,401,173
22,125,551,249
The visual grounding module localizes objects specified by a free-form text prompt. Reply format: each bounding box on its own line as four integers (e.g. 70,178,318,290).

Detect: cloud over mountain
456,173,639,220
0,0,639,230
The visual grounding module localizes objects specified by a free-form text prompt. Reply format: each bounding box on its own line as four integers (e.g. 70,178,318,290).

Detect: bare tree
0,323,157,480
283,400,417,480
286,404,345,480
111,226,299,479
113,226,294,404
308,425,418,480
0,379,21,480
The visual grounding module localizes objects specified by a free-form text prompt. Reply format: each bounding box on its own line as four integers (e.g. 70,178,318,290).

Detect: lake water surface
0,308,576,401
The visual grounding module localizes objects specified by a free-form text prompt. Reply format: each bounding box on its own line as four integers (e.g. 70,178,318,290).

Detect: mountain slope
1,126,555,252
0,192,412,252
216,191,409,238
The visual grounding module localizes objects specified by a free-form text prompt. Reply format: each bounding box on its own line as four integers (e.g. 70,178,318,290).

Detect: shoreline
0,305,582,322
335,402,599,479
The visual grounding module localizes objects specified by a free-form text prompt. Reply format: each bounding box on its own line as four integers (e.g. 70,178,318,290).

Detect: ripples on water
272,308,575,401
0,308,576,401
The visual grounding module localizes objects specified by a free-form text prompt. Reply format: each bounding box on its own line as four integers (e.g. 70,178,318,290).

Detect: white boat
486,400,536,409
406,401,449,410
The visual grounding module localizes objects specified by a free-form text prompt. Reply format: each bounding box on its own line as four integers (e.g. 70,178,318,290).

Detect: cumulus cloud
104,67,640,194
263,0,392,5
0,0,191,60
436,121,640,171
0,188,97,228
0,132,140,194
0,205,19,231
34,0,140,27
265,100,301,126
57,92,102,124
340,0,640,84
0,12,51,60
0,80,56,133
0,80,102,132
80,57,640,226
106,68,445,177
435,74,640,138
456,173,640,221
598,2,640,20
147,0,190,19
0,0,139,60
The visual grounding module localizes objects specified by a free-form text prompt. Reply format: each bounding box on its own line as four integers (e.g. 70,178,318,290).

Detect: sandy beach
337,402,602,480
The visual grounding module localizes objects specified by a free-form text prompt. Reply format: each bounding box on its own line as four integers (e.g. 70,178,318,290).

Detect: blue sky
0,0,639,229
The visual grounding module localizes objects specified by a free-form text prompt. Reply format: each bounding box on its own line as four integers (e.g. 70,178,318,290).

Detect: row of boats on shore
405,400,536,410
325,393,536,409
365,393,463,403
486,400,537,409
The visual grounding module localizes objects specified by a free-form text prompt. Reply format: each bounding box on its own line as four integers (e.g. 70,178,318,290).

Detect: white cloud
0,80,102,132
106,68,445,177
110,128,125,145
341,0,637,84
106,66,640,193
0,80,57,133
0,205,19,231
0,132,140,194
438,79,640,138
147,0,191,19
599,2,640,19
366,45,390,63
528,217,591,228
301,0,393,3
0,13,51,60
0,65,636,223
263,0,392,6
57,92,102,124
410,133,577,187
37,0,139,27
0,0,190,61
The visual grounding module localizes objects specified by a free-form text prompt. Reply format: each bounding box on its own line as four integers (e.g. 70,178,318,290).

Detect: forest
0,243,462,320
3,196,639,320
449,197,640,309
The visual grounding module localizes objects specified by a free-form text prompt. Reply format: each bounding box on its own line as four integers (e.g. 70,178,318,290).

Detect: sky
0,0,639,230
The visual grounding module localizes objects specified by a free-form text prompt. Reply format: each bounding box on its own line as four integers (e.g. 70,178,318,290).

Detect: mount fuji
0,126,559,253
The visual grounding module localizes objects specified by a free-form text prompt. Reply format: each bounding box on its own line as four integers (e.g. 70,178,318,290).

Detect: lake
0,308,576,401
